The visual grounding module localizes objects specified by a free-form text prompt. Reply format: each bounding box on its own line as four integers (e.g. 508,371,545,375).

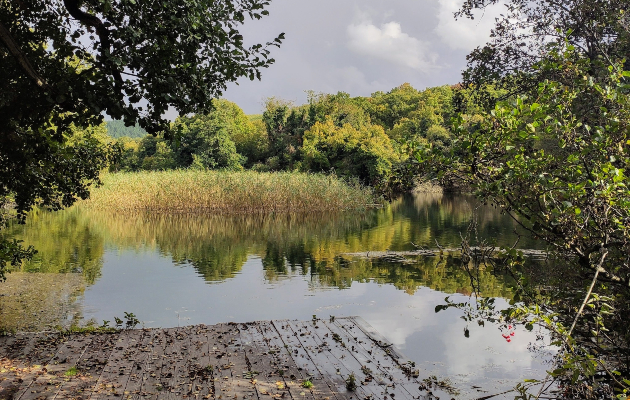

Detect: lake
2,192,553,399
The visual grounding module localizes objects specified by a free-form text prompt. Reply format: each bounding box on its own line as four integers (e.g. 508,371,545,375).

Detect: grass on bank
82,170,378,213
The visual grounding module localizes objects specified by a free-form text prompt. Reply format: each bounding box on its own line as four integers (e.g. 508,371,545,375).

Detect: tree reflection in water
5,192,543,328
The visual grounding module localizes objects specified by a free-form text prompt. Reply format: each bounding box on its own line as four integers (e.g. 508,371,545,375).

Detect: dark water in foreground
3,193,553,399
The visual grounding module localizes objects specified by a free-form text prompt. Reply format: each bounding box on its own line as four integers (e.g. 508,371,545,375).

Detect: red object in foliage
501,325,516,342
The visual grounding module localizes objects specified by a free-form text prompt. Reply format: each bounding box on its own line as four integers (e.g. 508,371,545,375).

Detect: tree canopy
0,0,283,278
107,85,458,194
418,1,630,393
459,0,629,106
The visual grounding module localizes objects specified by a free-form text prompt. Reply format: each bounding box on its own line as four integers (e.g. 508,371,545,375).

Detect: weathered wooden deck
0,317,446,400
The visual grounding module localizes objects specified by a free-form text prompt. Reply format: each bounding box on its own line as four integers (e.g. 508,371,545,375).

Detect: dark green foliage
106,120,147,139
262,98,310,169
258,87,456,192
418,3,630,396
367,83,426,130
459,0,629,107
1,0,283,135
306,91,372,129
169,99,249,170
108,137,142,172
0,0,282,272
139,137,177,171
1,124,114,221
382,85,456,147
0,123,114,279
233,119,269,168
111,99,250,171
0,238,35,281
301,118,399,188
109,85,457,193
261,92,384,170
171,101,245,171
419,42,630,397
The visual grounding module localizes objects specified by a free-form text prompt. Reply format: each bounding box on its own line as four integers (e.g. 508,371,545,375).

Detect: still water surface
4,193,552,399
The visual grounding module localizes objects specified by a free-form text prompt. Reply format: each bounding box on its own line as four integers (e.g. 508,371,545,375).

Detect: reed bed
83,170,377,213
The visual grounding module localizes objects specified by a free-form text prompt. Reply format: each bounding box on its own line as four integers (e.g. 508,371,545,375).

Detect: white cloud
347,20,438,72
435,0,504,51
330,66,386,94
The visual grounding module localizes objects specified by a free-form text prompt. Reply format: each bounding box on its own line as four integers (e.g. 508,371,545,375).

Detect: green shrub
301,118,398,186
171,100,245,170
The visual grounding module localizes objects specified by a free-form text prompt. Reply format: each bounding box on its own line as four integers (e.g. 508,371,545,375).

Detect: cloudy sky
220,0,504,114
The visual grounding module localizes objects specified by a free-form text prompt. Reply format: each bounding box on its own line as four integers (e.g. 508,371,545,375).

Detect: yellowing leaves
301,118,398,185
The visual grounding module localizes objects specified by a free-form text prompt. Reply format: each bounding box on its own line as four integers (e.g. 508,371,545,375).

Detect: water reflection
2,192,551,398
7,192,540,291
310,256,515,298
8,207,104,284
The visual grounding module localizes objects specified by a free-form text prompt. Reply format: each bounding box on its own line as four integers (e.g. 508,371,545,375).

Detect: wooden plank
1,333,35,362
2,332,62,365
283,320,369,400
55,332,119,400
286,320,383,400
152,328,180,397
0,319,435,400
0,333,62,400
0,334,33,399
335,318,423,380
271,321,342,400
90,329,145,399
341,318,441,400
207,324,229,400
0,334,18,359
239,322,294,399
25,333,65,366
345,318,409,365
346,317,443,399
157,326,192,400
209,323,257,400
326,320,425,399
324,321,394,384
257,321,321,400
125,329,157,399
185,324,213,399
17,334,93,400
135,328,169,398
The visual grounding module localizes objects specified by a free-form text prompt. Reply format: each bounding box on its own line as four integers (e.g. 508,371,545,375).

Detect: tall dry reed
83,170,377,213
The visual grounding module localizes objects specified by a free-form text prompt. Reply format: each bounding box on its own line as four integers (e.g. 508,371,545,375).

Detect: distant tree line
105,120,147,139
108,83,476,195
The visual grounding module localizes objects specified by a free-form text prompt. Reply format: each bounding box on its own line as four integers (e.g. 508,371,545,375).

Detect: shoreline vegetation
107,85,460,196
81,170,379,213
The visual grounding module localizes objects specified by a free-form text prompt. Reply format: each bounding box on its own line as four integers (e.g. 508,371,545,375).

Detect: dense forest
107,83,464,194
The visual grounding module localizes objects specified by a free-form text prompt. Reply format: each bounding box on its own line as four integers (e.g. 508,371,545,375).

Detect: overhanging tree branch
0,21,49,89
63,0,123,85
